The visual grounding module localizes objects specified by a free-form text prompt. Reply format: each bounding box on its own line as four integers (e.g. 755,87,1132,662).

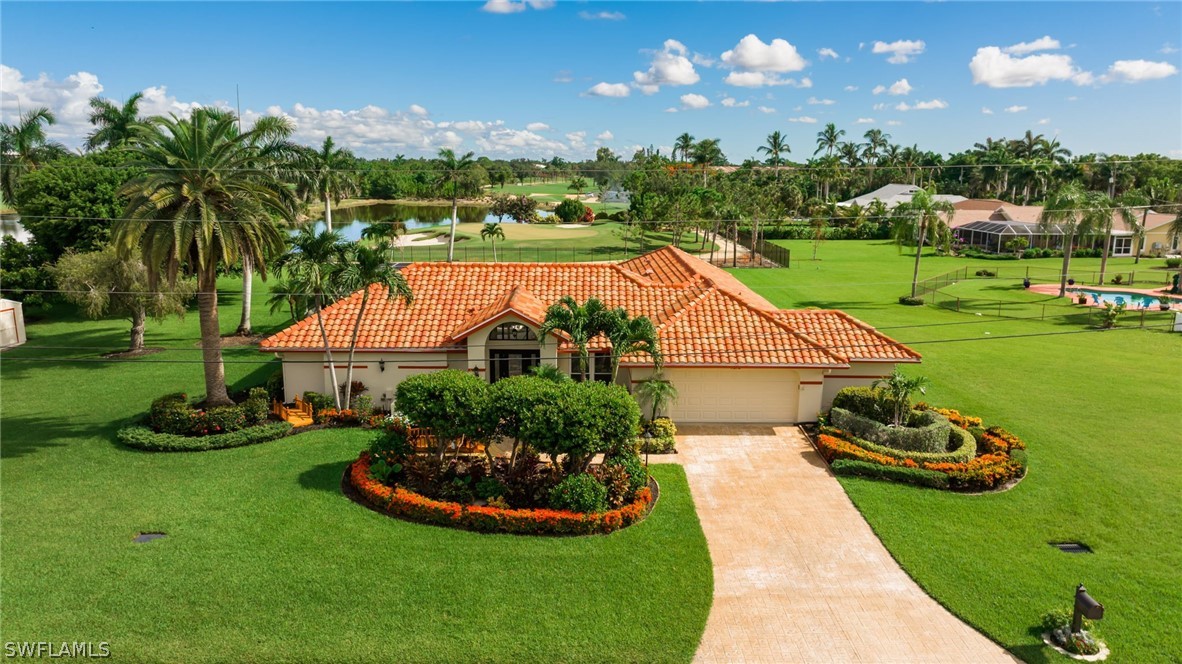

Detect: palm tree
360,218,406,245
861,129,890,187
567,176,587,198
0,107,67,201
690,139,724,186
334,241,413,408
434,148,477,262
635,374,679,421
757,131,790,177
871,370,929,427
604,308,661,382
1169,212,1182,294
302,136,359,232
278,226,348,408
1040,183,1100,297
814,123,844,157
85,93,145,151
1094,192,1139,286
674,132,695,163
265,276,308,325
892,188,956,298
538,296,614,382
480,222,505,261
113,108,291,406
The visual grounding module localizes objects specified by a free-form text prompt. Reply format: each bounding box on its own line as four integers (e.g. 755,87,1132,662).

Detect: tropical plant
360,217,406,244
603,308,661,382
1096,191,1143,283
85,93,145,151
1040,183,1100,297
757,131,790,176
553,199,585,224
814,122,845,157
871,371,930,428
892,188,956,298
334,241,413,408
690,139,724,185
538,296,614,382
433,148,477,262
635,374,678,421
674,132,695,163
301,136,359,232
113,108,292,406
567,176,587,198
480,222,505,261
0,107,67,201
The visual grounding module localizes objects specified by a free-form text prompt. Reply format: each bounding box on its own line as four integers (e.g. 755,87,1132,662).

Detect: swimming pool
1070,289,1177,309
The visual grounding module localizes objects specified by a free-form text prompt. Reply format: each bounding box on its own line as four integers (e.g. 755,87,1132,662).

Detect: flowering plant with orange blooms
914,403,983,430
922,454,1023,490
815,433,918,468
976,426,1026,454
348,453,654,535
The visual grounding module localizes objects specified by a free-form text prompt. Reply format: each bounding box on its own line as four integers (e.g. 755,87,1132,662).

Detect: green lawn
487,180,629,213
0,278,713,662
737,241,1182,662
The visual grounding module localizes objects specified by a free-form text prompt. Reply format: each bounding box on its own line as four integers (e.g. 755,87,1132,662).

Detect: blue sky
2,1,1180,160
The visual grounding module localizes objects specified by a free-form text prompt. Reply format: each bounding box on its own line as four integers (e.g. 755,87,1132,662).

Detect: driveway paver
665,424,1016,663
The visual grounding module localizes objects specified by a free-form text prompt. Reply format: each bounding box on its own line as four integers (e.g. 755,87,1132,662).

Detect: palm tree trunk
129,305,146,352
910,219,926,298
236,254,253,336
447,195,458,262
1058,233,1074,297
314,296,343,409
343,291,369,410
1135,209,1147,264
197,272,233,407
492,239,497,263
709,220,719,264
324,194,333,233
1098,230,1112,285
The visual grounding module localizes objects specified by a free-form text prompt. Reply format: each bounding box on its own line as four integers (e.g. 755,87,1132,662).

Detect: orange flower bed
922,453,1023,490
815,433,918,468
977,426,1026,454
915,403,983,430
347,453,654,535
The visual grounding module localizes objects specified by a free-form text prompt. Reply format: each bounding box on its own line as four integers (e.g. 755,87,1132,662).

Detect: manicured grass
737,241,1182,662
488,180,629,213
0,277,713,662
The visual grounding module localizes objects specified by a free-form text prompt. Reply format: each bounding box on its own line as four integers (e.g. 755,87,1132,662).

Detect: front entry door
488,350,541,383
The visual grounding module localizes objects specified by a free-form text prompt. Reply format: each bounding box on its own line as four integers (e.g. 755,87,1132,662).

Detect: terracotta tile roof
260,246,918,368
773,310,922,363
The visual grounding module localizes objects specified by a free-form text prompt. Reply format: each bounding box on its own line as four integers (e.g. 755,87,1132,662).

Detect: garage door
661,368,799,423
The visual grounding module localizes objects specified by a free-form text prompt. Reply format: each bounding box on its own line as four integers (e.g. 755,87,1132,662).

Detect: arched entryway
486,322,540,382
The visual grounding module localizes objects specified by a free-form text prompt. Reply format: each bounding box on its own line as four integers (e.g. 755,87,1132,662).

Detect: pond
300,203,551,242
1,215,32,244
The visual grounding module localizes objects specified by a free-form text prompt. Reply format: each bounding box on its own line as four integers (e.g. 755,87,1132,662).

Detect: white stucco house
260,246,921,423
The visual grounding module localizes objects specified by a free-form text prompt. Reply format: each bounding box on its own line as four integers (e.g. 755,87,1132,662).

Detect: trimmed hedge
831,459,950,489
830,407,951,454
639,417,677,454
821,425,977,465
830,387,901,424
118,422,293,452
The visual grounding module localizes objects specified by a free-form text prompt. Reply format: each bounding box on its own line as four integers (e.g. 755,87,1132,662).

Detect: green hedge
822,425,977,465
831,459,951,489
830,386,902,424
117,422,293,452
830,407,951,454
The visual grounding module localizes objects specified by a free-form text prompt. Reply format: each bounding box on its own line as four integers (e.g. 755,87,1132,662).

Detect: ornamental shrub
475,477,508,500
640,417,677,453
148,393,191,433
591,464,633,508
548,473,608,513
831,459,950,489
898,295,924,306
482,375,560,440
354,394,375,420
244,387,269,425
819,425,976,465
117,422,292,452
604,451,647,495
520,380,640,473
395,369,488,445
831,386,901,424
554,199,586,224
1165,257,1182,268
829,407,951,453
303,391,335,420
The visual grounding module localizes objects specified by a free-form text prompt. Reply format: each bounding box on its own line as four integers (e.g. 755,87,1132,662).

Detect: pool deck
1029,283,1182,310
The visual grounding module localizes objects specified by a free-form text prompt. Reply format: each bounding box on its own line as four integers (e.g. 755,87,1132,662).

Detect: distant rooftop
838,184,966,209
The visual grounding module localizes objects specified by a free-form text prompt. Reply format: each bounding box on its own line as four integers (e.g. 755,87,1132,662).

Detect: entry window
487,323,537,341
489,350,540,383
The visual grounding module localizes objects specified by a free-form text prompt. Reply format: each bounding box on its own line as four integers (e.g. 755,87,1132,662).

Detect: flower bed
346,452,656,536
118,421,293,452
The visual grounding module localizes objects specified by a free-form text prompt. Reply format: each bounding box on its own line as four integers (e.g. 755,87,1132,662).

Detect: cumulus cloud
1161,43,1180,55
584,82,630,97
969,46,1093,87
553,70,574,83
680,93,710,109
596,130,614,140
721,34,808,72
817,47,839,60
872,39,925,64
843,85,858,92
408,104,429,116
981,107,994,115
895,99,947,111
721,97,750,108
481,0,553,13
886,120,903,126
807,97,836,105
663,107,678,113
757,105,777,114
1100,59,1179,83
1038,118,1051,125
724,72,811,88
526,122,550,131
1004,105,1028,113
633,39,700,93
854,118,875,124
578,10,625,20
787,116,818,123
1002,36,1061,55
872,78,913,96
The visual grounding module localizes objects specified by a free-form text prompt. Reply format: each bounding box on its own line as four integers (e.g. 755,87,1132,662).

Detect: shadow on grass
298,460,351,494
0,415,94,459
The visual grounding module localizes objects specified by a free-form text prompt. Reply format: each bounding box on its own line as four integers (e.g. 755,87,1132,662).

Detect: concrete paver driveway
666,424,1015,663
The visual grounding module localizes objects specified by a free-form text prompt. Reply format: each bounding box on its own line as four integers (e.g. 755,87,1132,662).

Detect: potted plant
1076,293,1088,305
1159,295,1172,311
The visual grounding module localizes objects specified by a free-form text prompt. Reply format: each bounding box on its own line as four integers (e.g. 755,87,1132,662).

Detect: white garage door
661,368,799,423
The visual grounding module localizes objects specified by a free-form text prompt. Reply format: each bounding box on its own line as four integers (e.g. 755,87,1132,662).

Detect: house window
1111,237,1132,256
573,352,613,384
487,322,537,341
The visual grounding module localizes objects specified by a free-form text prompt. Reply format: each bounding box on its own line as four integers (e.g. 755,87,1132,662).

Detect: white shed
0,299,26,349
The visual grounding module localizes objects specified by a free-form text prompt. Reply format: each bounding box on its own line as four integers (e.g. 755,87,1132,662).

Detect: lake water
1,216,32,244
302,203,551,242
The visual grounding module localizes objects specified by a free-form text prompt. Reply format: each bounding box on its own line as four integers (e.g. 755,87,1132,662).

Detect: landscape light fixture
642,430,653,475
1072,584,1104,634
378,359,386,373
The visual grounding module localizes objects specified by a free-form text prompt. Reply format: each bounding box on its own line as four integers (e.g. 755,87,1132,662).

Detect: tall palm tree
334,241,413,408
814,123,844,157
674,132,695,163
85,92,145,151
1040,183,1099,297
1094,192,1139,286
690,139,724,186
757,131,791,177
604,308,661,382
861,129,890,187
278,226,348,409
434,148,477,262
539,296,614,382
0,107,67,201
113,108,291,406
480,222,505,261
302,136,359,232
892,188,956,298
567,176,587,198
360,217,406,245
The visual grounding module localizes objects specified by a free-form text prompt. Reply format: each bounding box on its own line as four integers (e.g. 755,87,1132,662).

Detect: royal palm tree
434,148,477,262
539,296,614,382
872,370,929,427
302,136,359,232
674,132,695,163
480,222,505,261
814,122,844,157
335,241,413,408
604,308,661,382
278,226,348,408
892,188,956,298
1040,183,1100,297
861,129,890,187
0,107,67,201
85,93,145,151
757,131,790,178
113,108,291,406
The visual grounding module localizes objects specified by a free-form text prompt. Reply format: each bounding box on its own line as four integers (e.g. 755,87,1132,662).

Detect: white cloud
481,0,554,13
526,122,550,131
1066,96,1079,101
596,130,614,141
787,116,818,123
872,103,887,111
807,96,836,105
553,70,573,83
886,120,903,126
1002,36,1061,55
721,34,808,72
578,10,625,20
981,107,994,115
721,97,750,108
633,39,700,93
854,118,875,124
680,93,711,109
872,78,913,95
843,85,858,92
757,106,777,114
872,39,925,64
691,52,716,67
723,72,811,88
663,107,678,113
1100,59,1179,83
817,47,839,60
1161,43,1180,55
1004,105,1028,113
584,82,631,97
969,46,1093,88
895,99,947,111
408,104,429,116
1038,118,1051,125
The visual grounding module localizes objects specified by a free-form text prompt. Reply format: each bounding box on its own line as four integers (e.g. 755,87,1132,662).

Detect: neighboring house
1141,212,1181,255
839,183,966,209
260,246,920,424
